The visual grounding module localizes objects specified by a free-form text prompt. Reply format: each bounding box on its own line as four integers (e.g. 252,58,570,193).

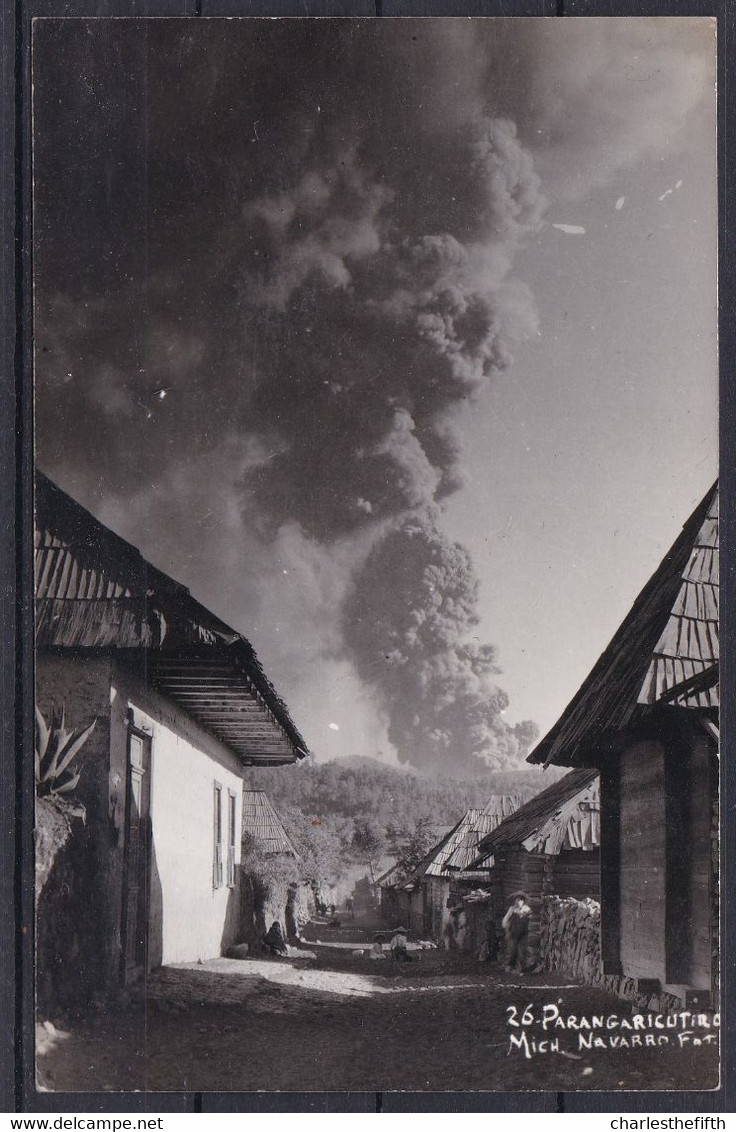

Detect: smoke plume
32,20,570,768
344,522,539,772
227,113,544,768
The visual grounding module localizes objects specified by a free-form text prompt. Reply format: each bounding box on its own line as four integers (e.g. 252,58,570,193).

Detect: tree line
245,756,549,891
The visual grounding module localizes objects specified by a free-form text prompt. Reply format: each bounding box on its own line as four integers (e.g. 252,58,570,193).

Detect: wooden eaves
35,470,309,766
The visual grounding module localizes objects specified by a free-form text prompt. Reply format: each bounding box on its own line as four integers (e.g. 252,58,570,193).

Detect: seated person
389,928,413,962
263,920,288,957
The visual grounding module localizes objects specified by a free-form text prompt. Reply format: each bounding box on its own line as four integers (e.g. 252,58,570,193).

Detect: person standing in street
501,892,531,973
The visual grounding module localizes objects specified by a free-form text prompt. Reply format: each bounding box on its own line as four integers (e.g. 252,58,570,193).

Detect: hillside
244,756,559,894
247,756,551,826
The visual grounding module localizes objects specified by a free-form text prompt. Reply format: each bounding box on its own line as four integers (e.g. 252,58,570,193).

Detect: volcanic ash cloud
236,117,543,769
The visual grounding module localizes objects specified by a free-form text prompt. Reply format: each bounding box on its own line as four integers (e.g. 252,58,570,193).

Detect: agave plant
35,704,96,797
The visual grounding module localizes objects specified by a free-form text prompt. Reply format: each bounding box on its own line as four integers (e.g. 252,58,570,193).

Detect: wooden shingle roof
422,809,484,877
527,484,718,768
35,471,309,766
242,791,298,857
410,795,522,880
386,828,457,891
471,769,599,865
637,490,718,708
443,795,522,870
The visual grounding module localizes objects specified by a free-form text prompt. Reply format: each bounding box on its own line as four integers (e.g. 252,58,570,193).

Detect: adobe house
35,471,308,1008
469,769,600,959
527,484,718,1008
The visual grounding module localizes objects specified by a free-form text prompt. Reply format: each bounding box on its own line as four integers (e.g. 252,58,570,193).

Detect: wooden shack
411,796,521,944
459,890,494,955
470,769,600,959
352,875,381,921
377,861,408,928
378,797,522,942
443,795,521,874
377,830,455,935
527,484,718,1008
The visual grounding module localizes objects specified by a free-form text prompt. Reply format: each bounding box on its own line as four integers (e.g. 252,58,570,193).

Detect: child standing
501,892,532,973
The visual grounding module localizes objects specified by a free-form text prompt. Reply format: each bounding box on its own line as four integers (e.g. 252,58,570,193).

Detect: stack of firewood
539,895,603,982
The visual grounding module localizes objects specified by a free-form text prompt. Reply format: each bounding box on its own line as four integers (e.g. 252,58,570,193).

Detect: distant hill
244,756,561,891
247,754,559,824
334,754,414,773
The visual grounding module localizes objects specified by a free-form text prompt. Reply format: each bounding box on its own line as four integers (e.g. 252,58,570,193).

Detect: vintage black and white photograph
31,16,719,1093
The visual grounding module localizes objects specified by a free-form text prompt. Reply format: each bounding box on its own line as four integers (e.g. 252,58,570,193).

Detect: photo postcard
30,15,720,1095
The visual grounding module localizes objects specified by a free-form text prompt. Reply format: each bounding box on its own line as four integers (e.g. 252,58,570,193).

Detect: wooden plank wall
618,742,667,982
493,848,600,953
380,887,399,927
546,848,600,899
682,733,714,990
600,761,622,974
410,889,426,937
423,876,451,942
395,888,424,935
463,899,492,955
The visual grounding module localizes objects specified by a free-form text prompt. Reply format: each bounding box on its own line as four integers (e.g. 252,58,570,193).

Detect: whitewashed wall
110,663,244,967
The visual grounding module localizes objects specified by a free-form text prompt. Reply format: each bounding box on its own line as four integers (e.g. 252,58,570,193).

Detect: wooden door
121,728,152,983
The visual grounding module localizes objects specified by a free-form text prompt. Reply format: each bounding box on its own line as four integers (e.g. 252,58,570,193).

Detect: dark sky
33,18,717,769
34,19,542,503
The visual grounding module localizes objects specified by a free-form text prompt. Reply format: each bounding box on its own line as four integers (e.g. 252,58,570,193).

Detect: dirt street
38,930,719,1095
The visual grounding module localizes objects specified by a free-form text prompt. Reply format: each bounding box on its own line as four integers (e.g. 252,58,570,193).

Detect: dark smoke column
236,115,545,771
343,520,538,773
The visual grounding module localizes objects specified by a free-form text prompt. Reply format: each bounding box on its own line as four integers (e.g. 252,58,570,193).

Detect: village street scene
34,475,720,1093
31,18,718,1097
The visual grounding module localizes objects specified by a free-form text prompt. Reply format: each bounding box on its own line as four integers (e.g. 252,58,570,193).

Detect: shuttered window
213,783,223,889
227,790,237,888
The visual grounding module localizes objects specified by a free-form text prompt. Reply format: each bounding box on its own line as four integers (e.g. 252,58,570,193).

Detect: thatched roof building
242,790,298,857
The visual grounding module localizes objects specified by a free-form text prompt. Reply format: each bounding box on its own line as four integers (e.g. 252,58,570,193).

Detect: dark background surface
4,0,735,1113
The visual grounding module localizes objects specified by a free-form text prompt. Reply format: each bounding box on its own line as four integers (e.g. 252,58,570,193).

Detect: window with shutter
227,790,237,887
213,783,223,888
